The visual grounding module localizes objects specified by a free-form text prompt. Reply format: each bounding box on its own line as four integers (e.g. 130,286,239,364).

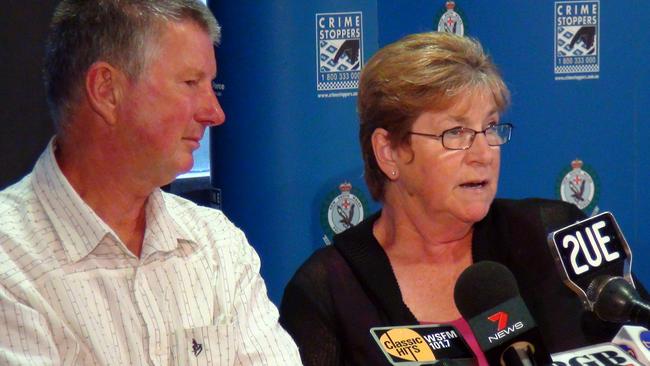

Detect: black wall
1,1,59,189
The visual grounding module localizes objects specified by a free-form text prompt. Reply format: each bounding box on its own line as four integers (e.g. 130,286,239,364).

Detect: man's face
115,20,225,186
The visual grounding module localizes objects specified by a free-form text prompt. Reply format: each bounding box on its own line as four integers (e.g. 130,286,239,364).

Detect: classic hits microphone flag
454,261,552,366
369,324,475,365
546,211,650,326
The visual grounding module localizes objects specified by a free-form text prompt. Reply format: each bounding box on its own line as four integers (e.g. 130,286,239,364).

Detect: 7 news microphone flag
454,261,552,365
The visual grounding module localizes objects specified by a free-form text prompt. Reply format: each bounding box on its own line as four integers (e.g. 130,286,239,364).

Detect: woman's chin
456,202,492,224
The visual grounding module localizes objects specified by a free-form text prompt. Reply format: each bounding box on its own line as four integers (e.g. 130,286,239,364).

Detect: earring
391,170,397,176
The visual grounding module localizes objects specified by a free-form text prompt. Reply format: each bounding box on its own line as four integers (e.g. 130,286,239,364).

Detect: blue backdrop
210,0,649,305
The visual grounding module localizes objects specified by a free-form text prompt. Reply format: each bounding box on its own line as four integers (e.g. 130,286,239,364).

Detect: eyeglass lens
443,124,511,150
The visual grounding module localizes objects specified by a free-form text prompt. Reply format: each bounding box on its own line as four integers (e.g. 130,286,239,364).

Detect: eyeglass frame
407,123,514,151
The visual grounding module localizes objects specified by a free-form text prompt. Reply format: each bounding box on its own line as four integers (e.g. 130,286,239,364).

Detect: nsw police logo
556,159,600,215
316,12,363,93
320,182,367,245
437,1,464,36
554,1,600,80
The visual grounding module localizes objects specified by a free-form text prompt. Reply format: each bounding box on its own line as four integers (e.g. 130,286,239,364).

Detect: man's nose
196,86,226,127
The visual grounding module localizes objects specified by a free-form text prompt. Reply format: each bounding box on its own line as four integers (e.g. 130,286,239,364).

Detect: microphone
550,342,644,365
369,324,476,365
587,276,650,327
454,261,552,365
611,325,650,364
549,325,650,365
547,212,648,325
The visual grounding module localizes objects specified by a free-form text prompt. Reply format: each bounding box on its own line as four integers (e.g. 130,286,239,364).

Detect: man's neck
55,136,152,257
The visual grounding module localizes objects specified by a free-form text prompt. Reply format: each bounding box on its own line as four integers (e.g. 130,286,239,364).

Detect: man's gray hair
44,0,221,130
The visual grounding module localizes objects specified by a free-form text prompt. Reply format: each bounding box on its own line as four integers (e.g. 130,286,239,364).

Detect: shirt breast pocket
171,323,236,366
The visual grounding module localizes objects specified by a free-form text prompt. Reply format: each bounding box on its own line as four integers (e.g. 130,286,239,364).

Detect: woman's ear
84,61,126,126
371,128,399,180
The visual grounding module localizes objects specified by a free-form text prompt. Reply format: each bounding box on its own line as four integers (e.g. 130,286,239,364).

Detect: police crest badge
437,1,465,36
320,182,367,245
556,158,600,215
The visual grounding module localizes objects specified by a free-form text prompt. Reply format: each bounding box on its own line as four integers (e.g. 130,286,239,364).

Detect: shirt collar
32,138,116,262
140,189,198,258
32,139,197,262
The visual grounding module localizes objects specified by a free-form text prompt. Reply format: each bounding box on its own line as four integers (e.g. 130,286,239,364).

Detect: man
0,1,301,364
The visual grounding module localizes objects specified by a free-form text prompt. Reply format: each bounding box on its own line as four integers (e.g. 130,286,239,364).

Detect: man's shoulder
0,173,36,207
0,174,41,239
0,174,59,294
159,191,245,246
161,190,229,225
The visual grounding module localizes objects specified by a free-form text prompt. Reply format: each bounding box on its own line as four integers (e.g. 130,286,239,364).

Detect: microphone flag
612,325,650,364
547,211,634,310
454,261,552,365
550,343,643,365
369,324,475,365
465,297,536,352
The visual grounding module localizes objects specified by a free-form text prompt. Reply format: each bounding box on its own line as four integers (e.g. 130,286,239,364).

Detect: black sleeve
280,250,341,366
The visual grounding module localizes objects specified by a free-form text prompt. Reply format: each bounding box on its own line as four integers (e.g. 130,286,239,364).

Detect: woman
280,32,641,365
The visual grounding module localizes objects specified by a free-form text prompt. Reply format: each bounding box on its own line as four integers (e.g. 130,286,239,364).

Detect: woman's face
392,88,501,225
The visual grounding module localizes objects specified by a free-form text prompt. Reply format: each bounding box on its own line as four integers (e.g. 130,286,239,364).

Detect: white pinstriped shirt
0,141,302,365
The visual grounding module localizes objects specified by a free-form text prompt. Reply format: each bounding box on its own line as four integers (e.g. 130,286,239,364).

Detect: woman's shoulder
490,198,586,232
473,198,586,261
492,197,581,213
281,245,351,327
286,245,346,288
284,212,381,302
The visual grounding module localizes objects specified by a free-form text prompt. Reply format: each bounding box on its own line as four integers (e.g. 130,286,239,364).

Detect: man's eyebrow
183,67,217,79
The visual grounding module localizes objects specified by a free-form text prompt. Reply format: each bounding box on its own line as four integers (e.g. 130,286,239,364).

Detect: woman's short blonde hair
358,32,510,201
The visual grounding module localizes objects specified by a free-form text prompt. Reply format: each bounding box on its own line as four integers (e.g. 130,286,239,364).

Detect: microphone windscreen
453,261,519,319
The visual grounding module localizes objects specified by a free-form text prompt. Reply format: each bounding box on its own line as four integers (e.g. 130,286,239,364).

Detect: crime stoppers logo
556,158,599,215
316,12,363,95
554,1,600,80
378,328,435,362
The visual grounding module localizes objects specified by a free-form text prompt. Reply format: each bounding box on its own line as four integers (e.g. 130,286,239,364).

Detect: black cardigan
280,198,646,366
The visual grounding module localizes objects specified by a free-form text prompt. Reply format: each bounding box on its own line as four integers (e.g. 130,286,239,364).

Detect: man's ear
84,61,126,125
371,128,400,180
